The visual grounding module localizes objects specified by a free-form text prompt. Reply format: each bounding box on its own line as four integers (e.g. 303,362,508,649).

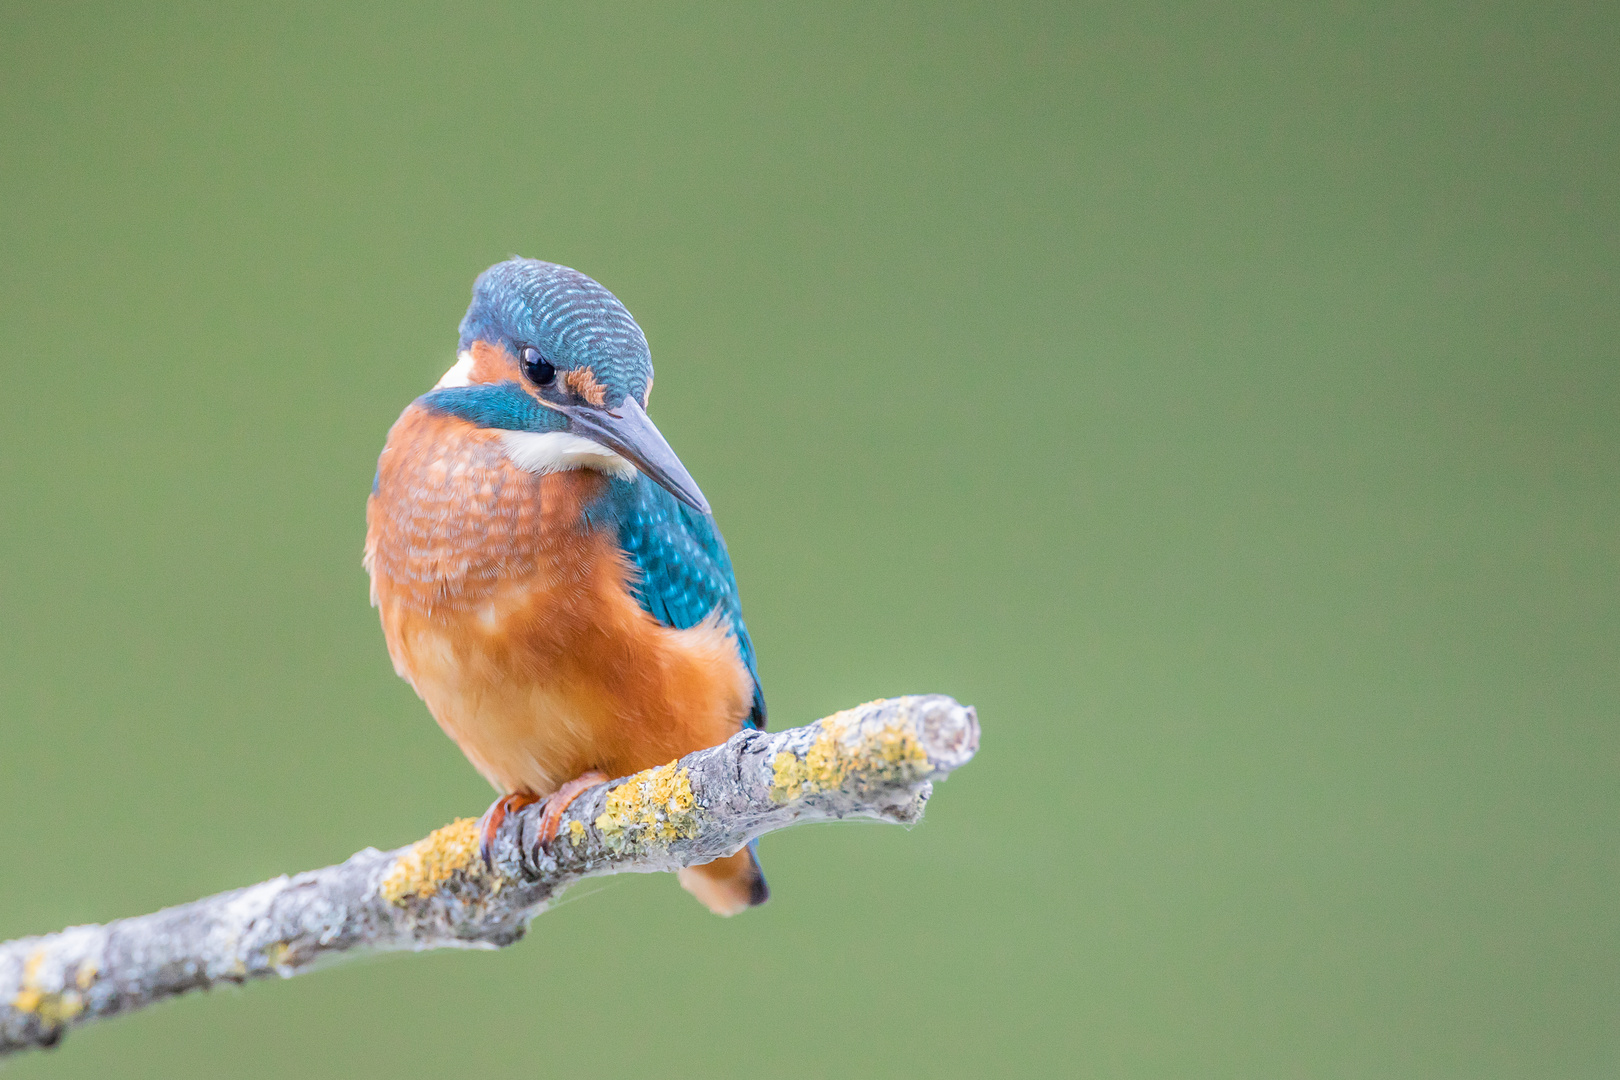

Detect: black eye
518,345,555,386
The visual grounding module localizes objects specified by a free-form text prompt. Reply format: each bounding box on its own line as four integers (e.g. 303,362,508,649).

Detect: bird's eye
518,345,555,386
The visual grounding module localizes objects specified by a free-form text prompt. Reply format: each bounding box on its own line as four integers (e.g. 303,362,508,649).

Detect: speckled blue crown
458,258,652,406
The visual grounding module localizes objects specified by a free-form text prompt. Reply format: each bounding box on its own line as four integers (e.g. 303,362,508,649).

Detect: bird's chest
363,413,641,788
364,409,611,620
364,409,635,698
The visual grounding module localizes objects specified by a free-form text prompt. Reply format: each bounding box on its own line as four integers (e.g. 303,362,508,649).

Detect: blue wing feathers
599,477,766,729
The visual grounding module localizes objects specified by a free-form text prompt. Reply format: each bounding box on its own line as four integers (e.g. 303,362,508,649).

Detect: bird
363,257,768,916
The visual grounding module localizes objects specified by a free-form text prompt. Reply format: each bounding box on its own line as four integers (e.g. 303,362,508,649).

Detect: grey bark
0,694,978,1056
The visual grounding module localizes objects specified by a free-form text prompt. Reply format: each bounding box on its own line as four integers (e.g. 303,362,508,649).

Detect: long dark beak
563,395,712,515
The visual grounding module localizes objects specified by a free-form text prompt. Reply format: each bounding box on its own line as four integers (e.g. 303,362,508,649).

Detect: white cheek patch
499,431,637,480
434,350,476,389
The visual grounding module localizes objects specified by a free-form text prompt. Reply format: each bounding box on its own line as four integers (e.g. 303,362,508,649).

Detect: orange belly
365,408,754,796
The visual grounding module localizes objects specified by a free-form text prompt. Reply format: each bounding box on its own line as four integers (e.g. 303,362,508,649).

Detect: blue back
590,476,766,729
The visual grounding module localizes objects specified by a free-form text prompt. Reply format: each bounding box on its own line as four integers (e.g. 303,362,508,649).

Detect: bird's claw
477,791,539,870
533,770,610,854
475,772,609,869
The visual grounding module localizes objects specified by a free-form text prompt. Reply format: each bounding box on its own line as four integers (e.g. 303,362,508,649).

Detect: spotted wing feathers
607,478,766,729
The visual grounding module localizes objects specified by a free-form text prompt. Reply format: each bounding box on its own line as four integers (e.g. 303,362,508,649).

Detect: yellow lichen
264,942,292,971
594,763,698,851
567,819,586,846
33,990,83,1026
379,817,483,904
11,950,84,1028
771,728,839,801
769,710,932,803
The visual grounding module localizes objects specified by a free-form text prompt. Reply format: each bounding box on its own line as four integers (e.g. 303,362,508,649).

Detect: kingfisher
364,258,768,916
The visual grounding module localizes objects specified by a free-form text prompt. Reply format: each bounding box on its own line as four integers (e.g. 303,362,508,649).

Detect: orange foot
535,770,610,851
477,791,540,869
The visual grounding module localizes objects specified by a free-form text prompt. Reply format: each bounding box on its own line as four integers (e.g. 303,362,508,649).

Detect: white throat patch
499,431,636,480
434,350,476,389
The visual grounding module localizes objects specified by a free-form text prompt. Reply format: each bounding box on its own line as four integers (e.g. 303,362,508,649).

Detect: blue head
422,258,708,513
457,258,653,408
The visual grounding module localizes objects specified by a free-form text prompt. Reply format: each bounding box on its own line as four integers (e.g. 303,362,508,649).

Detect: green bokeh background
2,2,1616,1076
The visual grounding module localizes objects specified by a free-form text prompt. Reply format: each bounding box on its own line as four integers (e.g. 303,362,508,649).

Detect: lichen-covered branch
0,695,978,1056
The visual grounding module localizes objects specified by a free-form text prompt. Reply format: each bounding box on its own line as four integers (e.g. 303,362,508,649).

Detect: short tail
677,841,769,916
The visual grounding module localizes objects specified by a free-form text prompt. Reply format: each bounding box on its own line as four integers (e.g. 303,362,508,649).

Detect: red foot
478,791,540,868
536,770,610,850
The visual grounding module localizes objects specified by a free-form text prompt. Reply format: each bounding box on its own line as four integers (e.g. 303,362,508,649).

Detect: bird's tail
677,841,769,916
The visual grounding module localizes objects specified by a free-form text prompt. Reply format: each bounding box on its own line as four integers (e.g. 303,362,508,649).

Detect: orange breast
364,405,753,796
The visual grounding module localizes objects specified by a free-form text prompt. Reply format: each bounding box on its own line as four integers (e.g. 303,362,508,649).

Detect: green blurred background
2,2,1616,1076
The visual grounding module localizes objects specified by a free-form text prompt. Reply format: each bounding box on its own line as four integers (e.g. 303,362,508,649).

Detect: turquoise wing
599,476,766,729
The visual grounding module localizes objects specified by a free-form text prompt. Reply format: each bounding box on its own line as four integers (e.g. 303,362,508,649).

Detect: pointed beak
563,395,712,515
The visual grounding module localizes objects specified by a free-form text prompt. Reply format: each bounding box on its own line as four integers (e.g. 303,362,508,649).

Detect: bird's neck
497,430,636,480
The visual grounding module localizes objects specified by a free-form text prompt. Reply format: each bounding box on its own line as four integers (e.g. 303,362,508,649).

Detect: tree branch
0,695,978,1056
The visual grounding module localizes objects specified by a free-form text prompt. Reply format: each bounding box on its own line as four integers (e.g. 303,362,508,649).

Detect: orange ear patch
467,340,517,383
563,367,608,406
